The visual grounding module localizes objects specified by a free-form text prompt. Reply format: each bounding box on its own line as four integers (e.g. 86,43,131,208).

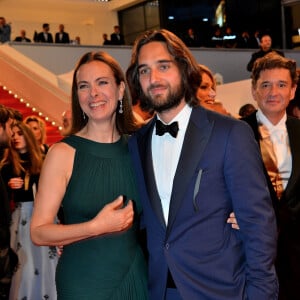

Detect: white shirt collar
256,109,287,132
152,104,192,224
156,104,192,136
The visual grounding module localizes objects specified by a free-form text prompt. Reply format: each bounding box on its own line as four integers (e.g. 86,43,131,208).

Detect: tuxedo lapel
284,117,300,199
242,112,260,141
137,118,166,227
243,113,300,209
167,108,214,235
242,113,280,208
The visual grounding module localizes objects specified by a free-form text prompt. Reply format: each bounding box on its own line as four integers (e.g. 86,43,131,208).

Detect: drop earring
118,99,123,114
82,111,86,120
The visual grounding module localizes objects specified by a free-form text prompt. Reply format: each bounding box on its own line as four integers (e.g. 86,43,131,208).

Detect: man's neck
258,109,286,126
157,100,187,124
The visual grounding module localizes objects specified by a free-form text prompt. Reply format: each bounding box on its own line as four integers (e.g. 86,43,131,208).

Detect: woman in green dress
30,51,148,300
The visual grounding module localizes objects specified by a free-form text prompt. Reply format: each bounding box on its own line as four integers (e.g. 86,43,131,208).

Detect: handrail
0,44,70,124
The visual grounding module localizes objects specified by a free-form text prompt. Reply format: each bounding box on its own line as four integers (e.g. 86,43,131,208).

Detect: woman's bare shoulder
48,141,74,152
44,141,75,166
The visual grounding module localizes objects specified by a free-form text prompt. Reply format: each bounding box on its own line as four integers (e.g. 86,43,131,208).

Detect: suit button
165,243,169,250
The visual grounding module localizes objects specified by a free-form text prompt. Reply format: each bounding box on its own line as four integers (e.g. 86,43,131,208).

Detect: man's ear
289,84,297,101
251,86,257,103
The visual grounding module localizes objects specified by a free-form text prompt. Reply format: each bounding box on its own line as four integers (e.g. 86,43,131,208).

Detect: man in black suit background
36,23,53,43
14,30,31,42
183,28,202,47
110,25,125,45
242,53,300,300
246,33,284,72
0,105,19,300
55,24,70,44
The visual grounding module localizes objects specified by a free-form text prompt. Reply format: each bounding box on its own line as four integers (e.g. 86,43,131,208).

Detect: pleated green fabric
55,135,148,300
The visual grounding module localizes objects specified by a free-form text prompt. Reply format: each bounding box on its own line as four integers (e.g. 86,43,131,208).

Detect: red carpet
0,86,63,146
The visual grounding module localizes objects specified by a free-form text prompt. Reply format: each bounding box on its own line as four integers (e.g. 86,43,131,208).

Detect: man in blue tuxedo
126,29,278,300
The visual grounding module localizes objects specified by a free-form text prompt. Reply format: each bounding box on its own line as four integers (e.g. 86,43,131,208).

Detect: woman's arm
30,142,134,247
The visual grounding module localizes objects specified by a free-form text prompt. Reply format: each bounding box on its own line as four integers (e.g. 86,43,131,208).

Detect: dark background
159,0,283,47
120,0,300,49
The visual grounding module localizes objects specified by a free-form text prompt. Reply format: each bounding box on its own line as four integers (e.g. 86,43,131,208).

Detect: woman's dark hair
71,51,138,135
238,103,256,118
0,105,10,129
0,122,43,175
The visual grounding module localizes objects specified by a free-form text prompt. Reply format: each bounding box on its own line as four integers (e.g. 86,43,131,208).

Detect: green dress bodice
55,135,148,300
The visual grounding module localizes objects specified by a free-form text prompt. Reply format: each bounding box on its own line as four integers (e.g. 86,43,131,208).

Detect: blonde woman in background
24,116,49,155
197,64,230,115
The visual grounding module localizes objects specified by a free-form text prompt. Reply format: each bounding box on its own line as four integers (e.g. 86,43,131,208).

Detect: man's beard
139,81,185,113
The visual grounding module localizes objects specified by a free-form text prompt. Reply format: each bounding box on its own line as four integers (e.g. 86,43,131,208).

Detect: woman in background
0,122,57,300
197,64,230,115
24,115,49,155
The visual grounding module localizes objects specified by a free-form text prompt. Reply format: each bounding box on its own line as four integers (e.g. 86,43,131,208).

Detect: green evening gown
55,135,148,300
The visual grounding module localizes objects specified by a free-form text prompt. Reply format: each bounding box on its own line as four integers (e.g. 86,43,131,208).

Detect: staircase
0,86,63,146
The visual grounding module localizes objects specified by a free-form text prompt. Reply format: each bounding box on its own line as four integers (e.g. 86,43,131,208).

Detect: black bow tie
155,120,179,138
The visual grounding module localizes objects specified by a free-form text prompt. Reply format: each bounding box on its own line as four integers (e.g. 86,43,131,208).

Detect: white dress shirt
152,104,192,224
257,109,291,190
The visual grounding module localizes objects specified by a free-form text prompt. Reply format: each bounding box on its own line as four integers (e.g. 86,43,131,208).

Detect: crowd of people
0,111,59,300
0,14,289,54
0,18,125,46
1,26,300,300
182,25,282,50
0,19,80,45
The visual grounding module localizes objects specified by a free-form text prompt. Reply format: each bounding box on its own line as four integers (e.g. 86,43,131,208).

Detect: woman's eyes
78,80,109,90
78,83,89,90
97,80,109,86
